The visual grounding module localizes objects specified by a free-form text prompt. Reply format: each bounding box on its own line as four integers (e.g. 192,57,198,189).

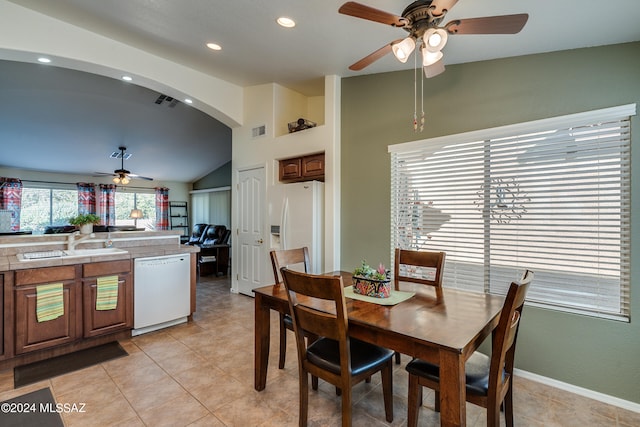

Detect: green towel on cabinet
96,275,119,311
36,283,64,322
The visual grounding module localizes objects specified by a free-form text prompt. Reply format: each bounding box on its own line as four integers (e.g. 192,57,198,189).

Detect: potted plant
69,213,101,234
352,260,391,298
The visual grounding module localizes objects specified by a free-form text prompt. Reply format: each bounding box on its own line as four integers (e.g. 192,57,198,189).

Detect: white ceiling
2,0,640,182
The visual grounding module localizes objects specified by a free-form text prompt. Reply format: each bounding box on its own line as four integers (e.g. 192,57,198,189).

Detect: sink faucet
67,231,95,251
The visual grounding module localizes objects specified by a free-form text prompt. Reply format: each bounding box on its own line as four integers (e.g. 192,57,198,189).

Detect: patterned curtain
0,178,23,231
76,182,96,215
155,187,170,230
99,184,117,226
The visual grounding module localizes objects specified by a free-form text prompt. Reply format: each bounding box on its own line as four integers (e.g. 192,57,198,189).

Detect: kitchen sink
62,248,129,257
18,247,129,261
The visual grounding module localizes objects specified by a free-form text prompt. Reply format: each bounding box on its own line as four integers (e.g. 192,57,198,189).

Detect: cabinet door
279,157,302,181
82,272,132,338
82,260,133,338
14,280,81,354
302,153,325,179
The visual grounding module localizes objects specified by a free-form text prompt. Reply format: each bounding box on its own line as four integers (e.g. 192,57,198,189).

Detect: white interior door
237,167,266,296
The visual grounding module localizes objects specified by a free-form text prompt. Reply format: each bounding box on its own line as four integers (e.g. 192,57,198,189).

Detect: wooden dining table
254,271,505,427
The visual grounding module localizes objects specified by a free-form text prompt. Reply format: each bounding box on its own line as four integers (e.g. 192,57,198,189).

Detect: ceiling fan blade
430,0,459,17
94,172,116,177
128,174,154,181
339,2,406,27
348,39,403,71
424,60,446,78
445,14,529,35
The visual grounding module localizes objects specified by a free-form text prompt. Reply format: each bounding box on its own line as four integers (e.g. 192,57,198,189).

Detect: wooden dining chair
405,269,534,427
281,268,394,427
269,247,311,369
393,248,446,363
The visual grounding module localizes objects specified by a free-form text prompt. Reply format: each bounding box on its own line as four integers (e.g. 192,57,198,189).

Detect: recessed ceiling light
121,75,133,81
277,17,296,28
37,57,51,63
206,42,222,51
184,98,193,104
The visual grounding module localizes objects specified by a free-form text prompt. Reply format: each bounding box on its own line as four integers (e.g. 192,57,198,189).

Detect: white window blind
389,104,635,321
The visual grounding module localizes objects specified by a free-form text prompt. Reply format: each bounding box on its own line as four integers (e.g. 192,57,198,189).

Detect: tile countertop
0,230,199,271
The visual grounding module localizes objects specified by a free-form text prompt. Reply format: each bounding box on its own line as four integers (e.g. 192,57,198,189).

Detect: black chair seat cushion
406,352,494,396
307,337,394,377
283,314,294,330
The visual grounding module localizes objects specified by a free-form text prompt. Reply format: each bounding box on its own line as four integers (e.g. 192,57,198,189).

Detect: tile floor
0,275,638,426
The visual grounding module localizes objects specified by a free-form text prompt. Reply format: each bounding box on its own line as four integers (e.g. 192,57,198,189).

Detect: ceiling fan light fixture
391,37,416,63
423,28,448,52
422,47,443,66
121,175,130,185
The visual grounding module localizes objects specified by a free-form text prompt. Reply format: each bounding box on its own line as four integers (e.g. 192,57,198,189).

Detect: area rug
0,387,64,427
14,341,128,388
344,285,415,306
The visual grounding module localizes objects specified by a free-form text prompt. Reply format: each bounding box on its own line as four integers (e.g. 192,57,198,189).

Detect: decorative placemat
344,286,415,306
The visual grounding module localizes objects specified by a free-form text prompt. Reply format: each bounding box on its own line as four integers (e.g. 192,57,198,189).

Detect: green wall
341,42,640,403
192,160,231,190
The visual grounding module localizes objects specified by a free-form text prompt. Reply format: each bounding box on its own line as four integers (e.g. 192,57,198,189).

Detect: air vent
252,125,266,138
155,94,179,108
110,152,132,159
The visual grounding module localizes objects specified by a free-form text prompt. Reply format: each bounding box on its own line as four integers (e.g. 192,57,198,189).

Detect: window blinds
389,105,635,320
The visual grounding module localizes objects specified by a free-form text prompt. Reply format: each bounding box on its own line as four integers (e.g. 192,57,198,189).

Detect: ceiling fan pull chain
420,55,425,132
413,51,418,132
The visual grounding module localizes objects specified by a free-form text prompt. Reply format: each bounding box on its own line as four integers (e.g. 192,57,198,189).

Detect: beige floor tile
137,391,210,427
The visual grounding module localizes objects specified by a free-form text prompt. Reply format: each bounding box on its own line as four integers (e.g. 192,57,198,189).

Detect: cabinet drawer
15,266,76,286
83,260,131,277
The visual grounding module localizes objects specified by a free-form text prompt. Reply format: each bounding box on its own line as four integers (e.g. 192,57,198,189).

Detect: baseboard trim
514,368,640,413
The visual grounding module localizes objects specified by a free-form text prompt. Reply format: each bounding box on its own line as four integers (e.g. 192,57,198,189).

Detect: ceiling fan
95,146,153,184
339,0,528,77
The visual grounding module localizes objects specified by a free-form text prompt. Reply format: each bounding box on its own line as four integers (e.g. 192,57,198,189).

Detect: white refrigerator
269,181,324,274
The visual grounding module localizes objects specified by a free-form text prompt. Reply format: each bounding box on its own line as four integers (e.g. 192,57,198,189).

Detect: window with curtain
20,185,76,233
115,191,156,229
389,104,634,321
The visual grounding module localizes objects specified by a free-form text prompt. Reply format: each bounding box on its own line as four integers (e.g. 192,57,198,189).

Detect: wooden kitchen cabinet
279,153,325,182
82,260,133,338
14,266,81,354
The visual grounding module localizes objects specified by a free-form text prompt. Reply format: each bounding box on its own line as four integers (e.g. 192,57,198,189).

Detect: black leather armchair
186,223,210,245
198,225,231,276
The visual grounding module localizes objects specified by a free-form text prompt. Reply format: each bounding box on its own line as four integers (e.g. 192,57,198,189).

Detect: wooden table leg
254,292,270,391
438,350,466,427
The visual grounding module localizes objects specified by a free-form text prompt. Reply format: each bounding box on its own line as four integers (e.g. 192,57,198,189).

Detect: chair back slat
394,248,446,290
270,247,310,284
281,268,349,346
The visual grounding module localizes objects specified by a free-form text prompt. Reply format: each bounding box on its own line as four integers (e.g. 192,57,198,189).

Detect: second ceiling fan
339,0,528,77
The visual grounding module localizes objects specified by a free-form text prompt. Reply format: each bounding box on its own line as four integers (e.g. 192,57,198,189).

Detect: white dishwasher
133,254,191,336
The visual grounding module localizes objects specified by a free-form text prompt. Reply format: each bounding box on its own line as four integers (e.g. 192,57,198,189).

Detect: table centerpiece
352,260,391,298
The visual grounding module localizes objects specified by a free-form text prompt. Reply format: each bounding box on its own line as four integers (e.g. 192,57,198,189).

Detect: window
21,186,77,233
115,191,156,229
389,104,635,321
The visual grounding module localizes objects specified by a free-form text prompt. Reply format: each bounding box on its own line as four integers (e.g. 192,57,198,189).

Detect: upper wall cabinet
279,153,325,183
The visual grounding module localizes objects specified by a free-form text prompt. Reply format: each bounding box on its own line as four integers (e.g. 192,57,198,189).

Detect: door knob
257,238,264,244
